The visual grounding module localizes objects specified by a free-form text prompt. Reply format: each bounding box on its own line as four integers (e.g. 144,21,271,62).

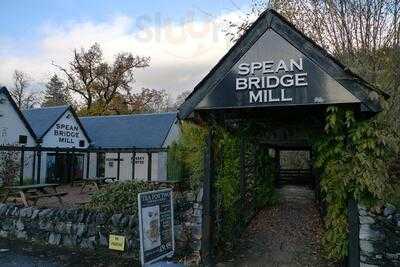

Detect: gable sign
196,29,360,110
43,111,88,148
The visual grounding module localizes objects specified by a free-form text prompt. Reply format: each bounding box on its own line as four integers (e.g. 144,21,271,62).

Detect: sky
0,0,253,101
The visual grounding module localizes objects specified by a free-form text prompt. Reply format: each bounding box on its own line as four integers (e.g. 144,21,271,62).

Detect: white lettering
250,62,263,74
275,60,288,72
295,73,308,86
290,58,303,71
236,78,248,90
248,77,261,89
249,91,263,103
281,89,293,102
238,63,250,75
280,75,294,87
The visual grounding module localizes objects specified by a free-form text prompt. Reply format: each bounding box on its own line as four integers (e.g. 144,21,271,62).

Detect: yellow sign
109,235,125,251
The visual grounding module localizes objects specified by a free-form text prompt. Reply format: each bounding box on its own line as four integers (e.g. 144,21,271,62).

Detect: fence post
347,199,360,267
86,152,90,179
131,151,136,180
147,152,152,181
36,146,41,184
19,146,25,185
201,127,216,264
117,152,121,180
31,148,36,185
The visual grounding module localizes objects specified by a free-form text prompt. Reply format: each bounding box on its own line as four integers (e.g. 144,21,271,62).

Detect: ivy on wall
313,106,398,261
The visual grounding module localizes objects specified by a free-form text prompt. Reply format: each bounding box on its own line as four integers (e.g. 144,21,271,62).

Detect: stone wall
359,204,400,266
0,186,204,264
174,187,203,265
0,203,139,256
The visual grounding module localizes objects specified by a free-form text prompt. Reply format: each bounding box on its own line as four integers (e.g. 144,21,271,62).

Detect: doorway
276,149,314,188
46,153,84,183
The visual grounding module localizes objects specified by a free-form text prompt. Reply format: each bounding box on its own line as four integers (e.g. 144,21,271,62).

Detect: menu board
138,189,174,265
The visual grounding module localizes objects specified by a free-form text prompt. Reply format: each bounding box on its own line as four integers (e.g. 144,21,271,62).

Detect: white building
0,87,180,184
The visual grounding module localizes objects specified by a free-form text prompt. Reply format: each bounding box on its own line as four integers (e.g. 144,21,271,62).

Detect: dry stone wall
359,204,400,266
0,186,204,263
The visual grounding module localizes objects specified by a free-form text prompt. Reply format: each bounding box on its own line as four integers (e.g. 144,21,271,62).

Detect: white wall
0,91,37,183
41,110,89,148
100,152,162,181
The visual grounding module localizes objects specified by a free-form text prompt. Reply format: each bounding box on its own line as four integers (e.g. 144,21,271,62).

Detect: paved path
219,186,333,267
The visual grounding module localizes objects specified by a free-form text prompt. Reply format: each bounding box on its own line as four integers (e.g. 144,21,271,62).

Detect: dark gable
178,9,387,119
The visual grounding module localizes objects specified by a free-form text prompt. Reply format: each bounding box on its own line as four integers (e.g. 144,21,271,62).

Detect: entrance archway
178,9,386,265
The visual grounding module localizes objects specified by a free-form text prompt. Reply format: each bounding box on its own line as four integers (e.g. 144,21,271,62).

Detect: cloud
0,10,245,100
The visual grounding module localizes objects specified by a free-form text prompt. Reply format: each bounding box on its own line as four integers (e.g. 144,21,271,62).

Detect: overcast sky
0,0,252,100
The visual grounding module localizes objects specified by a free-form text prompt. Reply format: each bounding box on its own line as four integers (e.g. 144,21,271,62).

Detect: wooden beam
19,146,25,186
147,152,152,181
131,152,136,180
86,152,90,179
201,127,216,264
36,146,41,184
117,152,121,180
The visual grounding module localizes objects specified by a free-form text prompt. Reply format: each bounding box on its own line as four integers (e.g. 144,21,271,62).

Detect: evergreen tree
42,74,71,107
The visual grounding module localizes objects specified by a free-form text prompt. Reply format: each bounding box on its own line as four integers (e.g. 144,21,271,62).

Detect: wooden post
31,148,36,185
239,136,246,206
71,148,75,183
201,128,215,264
147,152,152,181
19,146,25,186
275,148,280,187
86,152,90,179
36,146,41,184
347,199,360,267
117,152,121,180
131,152,136,180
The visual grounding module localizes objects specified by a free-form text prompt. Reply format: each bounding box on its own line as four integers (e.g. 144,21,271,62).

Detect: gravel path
219,186,333,267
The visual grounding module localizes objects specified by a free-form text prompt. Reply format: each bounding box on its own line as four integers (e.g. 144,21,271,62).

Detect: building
0,87,180,183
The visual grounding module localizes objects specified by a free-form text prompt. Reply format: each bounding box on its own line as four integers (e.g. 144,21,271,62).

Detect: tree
173,90,191,110
41,74,72,107
10,70,38,109
126,88,169,114
53,43,150,115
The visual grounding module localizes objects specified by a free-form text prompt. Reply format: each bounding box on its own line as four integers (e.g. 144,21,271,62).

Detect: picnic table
78,177,117,193
1,183,67,207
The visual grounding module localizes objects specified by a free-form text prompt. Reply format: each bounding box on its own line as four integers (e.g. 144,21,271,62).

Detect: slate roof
80,112,177,149
178,9,388,119
22,106,70,138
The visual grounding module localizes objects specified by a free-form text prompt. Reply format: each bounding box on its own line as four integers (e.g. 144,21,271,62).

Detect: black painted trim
178,9,388,119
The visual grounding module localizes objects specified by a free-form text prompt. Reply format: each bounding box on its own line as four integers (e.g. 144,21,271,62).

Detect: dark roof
0,87,37,140
21,106,91,142
22,106,69,138
178,9,388,119
80,112,177,149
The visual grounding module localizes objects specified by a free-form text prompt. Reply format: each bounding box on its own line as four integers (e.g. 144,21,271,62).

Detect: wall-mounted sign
196,29,360,110
109,234,125,251
138,189,174,265
236,58,308,104
53,123,80,144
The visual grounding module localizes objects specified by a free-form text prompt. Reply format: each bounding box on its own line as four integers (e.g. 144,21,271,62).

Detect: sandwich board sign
138,188,174,266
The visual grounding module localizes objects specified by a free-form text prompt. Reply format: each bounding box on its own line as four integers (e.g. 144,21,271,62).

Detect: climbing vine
313,106,398,261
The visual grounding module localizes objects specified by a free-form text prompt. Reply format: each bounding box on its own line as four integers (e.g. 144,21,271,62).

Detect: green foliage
85,181,154,215
313,106,397,261
166,122,207,190
214,125,277,249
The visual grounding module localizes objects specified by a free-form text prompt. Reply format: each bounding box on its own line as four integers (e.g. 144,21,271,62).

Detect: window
79,140,85,147
19,135,27,144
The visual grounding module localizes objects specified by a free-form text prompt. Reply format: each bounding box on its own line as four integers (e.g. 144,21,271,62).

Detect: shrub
85,181,156,215
313,106,398,261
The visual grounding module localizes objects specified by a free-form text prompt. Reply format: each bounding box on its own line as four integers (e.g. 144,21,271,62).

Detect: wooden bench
27,192,67,205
